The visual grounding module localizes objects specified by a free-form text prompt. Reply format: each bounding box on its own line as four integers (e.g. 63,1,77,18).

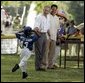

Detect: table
59,38,84,68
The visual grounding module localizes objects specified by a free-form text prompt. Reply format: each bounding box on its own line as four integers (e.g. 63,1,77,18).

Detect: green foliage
1,1,32,16
1,1,32,7
1,1,20,7
67,1,84,25
35,1,53,13
1,1,84,25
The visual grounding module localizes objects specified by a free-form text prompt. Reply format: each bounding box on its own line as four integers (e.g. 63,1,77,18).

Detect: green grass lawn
1,55,84,82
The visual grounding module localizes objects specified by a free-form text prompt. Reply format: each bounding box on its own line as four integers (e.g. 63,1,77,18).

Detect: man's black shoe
36,68,47,71
22,72,28,79
12,64,19,72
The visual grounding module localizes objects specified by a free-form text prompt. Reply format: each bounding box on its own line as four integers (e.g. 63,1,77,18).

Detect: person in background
55,10,67,63
5,15,10,27
4,14,13,34
80,26,84,56
75,25,84,56
67,20,77,37
13,14,21,30
67,20,77,56
57,15,67,42
1,6,7,34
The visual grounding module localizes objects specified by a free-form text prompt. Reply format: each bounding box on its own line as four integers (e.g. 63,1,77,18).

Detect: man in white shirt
34,6,51,71
47,4,60,69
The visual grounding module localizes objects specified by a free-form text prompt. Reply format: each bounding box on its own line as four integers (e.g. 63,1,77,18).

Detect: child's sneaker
22,72,28,79
12,64,19,72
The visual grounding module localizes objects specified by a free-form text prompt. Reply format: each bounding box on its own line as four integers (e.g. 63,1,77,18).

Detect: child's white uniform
12,26,40,79
15,29,40,73
19,47,32,72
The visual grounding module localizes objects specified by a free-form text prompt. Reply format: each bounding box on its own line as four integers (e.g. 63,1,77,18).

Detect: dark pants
35,33,47,70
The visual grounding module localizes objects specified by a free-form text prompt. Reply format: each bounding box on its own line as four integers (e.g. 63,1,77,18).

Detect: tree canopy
1,1,84,25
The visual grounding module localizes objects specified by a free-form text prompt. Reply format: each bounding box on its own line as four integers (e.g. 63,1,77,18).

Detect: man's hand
47,30,50,37
34,27,41,36
34,27,40,32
